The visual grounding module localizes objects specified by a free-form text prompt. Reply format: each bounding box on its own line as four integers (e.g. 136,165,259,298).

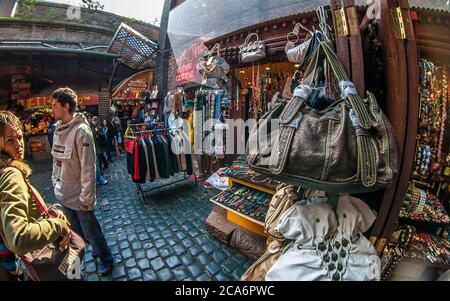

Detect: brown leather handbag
247,40,399,193
240,239,288,281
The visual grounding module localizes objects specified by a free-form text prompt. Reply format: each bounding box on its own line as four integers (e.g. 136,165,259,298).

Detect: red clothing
133,141,140,181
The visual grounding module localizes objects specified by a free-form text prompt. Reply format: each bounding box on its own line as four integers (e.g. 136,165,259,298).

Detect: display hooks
125,123,198,203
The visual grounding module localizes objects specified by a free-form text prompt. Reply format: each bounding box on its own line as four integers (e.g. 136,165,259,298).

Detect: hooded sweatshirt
52,113,96,211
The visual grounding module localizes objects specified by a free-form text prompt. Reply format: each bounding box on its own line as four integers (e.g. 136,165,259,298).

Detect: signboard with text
25,95,99,109
175,38,207,85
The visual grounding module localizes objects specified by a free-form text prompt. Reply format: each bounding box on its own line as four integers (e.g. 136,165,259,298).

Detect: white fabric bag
285,38,311,63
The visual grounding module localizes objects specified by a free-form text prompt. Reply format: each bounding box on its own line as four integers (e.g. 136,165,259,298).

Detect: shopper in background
47,116,56,148
87,116,107,185
51,88,113,275
0,111,71,281
103,119,114,164
91,116,108,172
111,116,124,158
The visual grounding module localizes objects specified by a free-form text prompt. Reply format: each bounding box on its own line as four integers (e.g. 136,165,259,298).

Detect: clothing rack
127,122,164,127
125,125,198,202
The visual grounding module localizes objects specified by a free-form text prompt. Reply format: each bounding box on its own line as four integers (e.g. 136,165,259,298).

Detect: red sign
78,95,99,106
175,39,208,85
25,95,99,109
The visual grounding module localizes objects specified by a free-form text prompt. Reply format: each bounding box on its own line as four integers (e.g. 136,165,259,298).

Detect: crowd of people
86,114,125,185
0,87,115,281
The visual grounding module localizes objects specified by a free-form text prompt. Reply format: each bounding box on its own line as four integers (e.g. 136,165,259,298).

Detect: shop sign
25,95,99,109
78,95,99,106
129,80,147,88
175,39,207,84
29,141,45,153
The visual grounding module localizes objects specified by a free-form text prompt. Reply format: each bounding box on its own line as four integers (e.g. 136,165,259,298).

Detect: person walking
104,119,115,163
51,87,113,275
0,111,71,280
91,116,109,172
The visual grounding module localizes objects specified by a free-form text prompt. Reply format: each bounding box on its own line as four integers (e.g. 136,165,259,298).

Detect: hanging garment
132,140,140,182
137,140,147,184
166,134,180,174
143,138,156,181
174,134,187,172
265,195,379,281
126,140,136,175
141,139,151,181
153,136,170,179
180,131,193,176
214,91,222,120
160,135,175,176
148,138,160,180
132,140,147,183
172,92,183,113
164,94,173,114
159,135,172,178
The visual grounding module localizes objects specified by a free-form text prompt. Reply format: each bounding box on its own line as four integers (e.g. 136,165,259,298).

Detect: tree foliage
81,0,104,10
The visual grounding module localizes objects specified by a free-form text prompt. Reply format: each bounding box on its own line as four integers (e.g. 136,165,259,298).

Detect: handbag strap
244,32,260,47
320,41,377,187
0,167,50,219
211,43,221,57
25,180,51,219
276,40,378,187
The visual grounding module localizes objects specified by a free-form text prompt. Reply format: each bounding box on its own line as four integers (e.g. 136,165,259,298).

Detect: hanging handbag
247,39,399,193
285,23,312,64
199,43,230,84
265,184,298,240
239,33,266,63
21,179,85,281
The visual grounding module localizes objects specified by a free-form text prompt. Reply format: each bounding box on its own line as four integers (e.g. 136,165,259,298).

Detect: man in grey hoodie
51,87,113,276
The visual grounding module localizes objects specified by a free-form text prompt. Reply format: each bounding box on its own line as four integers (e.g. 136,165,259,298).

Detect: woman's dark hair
51,87,78,113
0,111,23,158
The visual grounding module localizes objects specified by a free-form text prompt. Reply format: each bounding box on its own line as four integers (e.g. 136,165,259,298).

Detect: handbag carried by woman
19,182,86,281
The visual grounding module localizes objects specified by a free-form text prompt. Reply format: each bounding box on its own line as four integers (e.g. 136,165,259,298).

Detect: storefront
111,69,158,129
163,0,450,280
0,46,117,161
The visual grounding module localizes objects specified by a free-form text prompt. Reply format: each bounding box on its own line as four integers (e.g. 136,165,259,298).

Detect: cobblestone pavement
28,157,254,281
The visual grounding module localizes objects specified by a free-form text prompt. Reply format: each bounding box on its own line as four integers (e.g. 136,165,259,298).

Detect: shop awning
107,23,158,70
0,41,119,58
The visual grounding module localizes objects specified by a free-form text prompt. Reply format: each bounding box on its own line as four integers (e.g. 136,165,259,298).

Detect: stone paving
28,157,254,281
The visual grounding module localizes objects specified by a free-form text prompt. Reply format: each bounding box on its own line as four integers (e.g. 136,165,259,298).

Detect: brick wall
14,1,159,41
167,49,178,92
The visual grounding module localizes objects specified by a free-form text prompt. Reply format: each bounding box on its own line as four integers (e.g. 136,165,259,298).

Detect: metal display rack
125,123,198,202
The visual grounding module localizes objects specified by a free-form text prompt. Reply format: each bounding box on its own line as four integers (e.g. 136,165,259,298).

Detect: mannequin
151,85,160,99
164,92,173,128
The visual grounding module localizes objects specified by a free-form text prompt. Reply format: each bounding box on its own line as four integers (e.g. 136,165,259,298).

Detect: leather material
247,91,399,193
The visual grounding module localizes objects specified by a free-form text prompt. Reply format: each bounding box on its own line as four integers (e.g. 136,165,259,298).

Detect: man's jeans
96,160,102,182
62,206,112,262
